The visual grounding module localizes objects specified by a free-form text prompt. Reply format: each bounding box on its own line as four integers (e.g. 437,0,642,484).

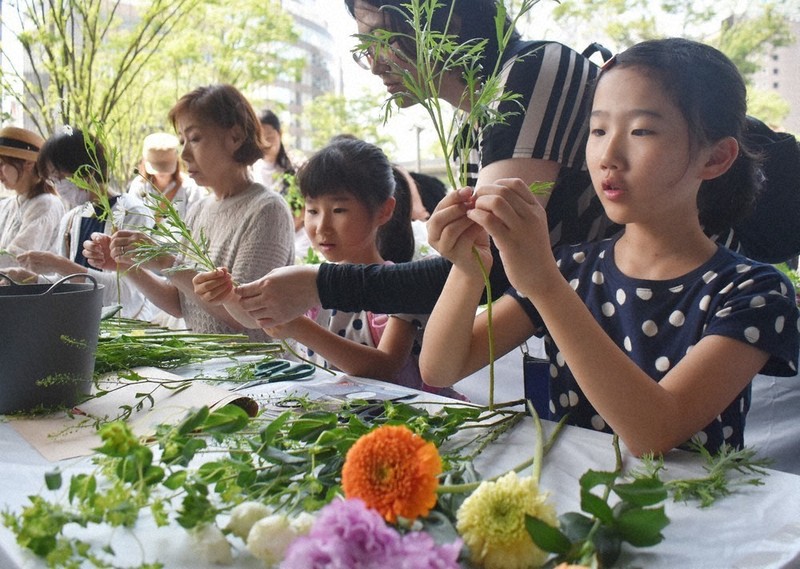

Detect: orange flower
341,424,441,523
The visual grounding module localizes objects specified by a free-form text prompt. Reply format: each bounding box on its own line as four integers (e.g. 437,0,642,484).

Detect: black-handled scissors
232,359,316,391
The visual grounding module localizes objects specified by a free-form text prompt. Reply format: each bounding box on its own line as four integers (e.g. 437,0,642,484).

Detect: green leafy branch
129,177,217,275
355,0,546,408
3,398,525,567
526,435,670,568
633,442,773,508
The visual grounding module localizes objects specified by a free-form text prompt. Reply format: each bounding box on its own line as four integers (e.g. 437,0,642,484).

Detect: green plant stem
473,248,495,410
579,434,624,555
437,415,566,494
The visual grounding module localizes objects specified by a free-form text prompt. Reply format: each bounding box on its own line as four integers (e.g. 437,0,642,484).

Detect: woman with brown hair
84,84,295,340
0,126,65,269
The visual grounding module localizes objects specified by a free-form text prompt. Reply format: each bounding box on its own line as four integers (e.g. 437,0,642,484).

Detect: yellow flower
341,424,441,523
456,471,558,569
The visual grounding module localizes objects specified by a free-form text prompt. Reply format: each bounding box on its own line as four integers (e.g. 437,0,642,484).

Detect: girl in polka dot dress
420,38,799,455
261,137,462,398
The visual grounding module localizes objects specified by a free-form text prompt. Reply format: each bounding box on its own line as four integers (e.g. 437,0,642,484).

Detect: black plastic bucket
0,273,104,414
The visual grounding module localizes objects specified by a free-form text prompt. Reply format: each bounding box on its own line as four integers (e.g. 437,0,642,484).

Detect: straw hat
0,126,45,162
142,132,179,175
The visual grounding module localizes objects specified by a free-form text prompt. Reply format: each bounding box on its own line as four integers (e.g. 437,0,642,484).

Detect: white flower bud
246,514,297,566
225,501,273,540
190,523,233,565
289,511,316,535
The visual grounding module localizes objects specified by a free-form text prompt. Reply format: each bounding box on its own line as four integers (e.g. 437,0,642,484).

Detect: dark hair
409,171,447,215
168,84,265,166
608,38,760,235
344,0,520,78
297,137,414,263
37,127,108,186
259,109,294,173
0,154,53,198
384,166,415,262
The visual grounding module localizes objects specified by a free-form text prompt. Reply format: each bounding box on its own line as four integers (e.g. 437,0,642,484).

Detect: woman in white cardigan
0,126,65,270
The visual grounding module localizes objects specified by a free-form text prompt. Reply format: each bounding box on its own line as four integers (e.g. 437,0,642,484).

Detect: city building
751,19,800,134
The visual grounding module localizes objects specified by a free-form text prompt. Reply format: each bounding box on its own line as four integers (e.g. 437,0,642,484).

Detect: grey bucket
0,273,104,414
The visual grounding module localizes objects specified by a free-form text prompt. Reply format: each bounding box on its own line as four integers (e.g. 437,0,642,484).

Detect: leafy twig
633,442,772,508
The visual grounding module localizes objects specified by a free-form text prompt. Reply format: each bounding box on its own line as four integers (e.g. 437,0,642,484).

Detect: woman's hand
16,251,81,276
0,267,38,284
193,268,236,305
426,187,491,275
237,265,321,328
468,178,556,296
108,230,161,270
83,233,116,271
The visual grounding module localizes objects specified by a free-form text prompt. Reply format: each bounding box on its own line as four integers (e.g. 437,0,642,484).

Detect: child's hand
469,178,555,294
193,268,236,305
426,187,490,272
263,317,303,340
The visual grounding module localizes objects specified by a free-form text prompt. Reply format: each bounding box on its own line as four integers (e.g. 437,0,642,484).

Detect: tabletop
1,362,799,569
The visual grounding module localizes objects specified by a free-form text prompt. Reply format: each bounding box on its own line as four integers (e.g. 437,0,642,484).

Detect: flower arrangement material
341,424,442,523
457,471,557,569
281,498,462,569
92,316,283,375
2,387,771,568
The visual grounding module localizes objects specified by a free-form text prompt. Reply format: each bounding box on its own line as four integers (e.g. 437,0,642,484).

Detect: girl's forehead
306,189,354,201
594,67,665,102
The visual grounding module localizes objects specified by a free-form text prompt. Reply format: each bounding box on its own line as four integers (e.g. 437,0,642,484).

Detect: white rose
246,514,297,566
190,523,233,565
225,501,273,540
290,511,316,535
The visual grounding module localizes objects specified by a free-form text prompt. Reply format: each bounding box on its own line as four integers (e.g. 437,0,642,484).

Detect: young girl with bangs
195,137,461,397
419,38,799,455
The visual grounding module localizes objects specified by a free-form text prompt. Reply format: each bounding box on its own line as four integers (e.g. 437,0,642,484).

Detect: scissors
233,358,316,391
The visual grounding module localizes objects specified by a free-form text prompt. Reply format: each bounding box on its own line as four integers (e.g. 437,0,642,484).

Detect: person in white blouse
127,131,205,220
8,126,156,320
0,126,65,271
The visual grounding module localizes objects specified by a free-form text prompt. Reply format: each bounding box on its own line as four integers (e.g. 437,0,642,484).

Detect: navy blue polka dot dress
510,236,800,452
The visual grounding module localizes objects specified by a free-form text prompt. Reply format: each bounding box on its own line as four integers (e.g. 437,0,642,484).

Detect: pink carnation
280,499,461,569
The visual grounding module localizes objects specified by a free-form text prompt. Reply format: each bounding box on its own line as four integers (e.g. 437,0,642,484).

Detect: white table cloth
1,364,799,568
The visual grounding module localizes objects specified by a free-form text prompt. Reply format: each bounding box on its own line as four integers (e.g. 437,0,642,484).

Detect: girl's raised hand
468,178,555,295
193,268,236,305
426,187,491,272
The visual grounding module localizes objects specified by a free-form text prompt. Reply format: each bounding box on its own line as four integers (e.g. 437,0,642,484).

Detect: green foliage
93,317,282,375
633,441,773,507
3,397,525,567
129,182,218,274
2,0,302,183
301,91,397,152
526,436,670,567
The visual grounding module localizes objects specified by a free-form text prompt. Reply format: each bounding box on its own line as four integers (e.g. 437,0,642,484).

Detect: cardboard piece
10,367,255,462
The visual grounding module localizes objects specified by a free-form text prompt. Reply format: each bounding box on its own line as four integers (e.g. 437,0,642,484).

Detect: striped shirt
458,40,617,245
